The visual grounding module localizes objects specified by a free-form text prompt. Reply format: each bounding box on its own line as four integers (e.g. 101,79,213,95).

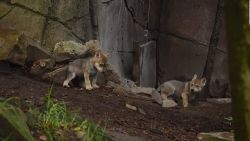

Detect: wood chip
126,103,137,111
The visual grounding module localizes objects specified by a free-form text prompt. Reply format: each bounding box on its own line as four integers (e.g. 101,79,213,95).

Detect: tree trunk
225,0,250,141
202,0,224,98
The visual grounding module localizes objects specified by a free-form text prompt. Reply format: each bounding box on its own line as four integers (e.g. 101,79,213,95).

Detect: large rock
0,3,12,18
50,0,90,21
101,63,121,84
162,98,178,108
0,0,95,53
0,25,22,61
10,0,51,15
0,5,45,40
53,40,87,61
0,26,51,67
5,33,52,66
30,58,56,75
42,0,93,51
42,21,82,52
209,50,230,97
26,43,52,63
97,0,135,77
131,87,155,96
51,0,93,39
53,40,101,62
209,78,229,98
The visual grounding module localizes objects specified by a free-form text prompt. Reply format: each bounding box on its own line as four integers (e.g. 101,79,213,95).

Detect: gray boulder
0,28,52,66
30,58,56,75
131,87,155,96
162,99,178,108
53,40,101,62
0,25,22,63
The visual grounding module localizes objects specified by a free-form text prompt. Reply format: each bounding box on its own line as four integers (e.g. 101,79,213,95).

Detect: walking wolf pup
63,51,108,90
152,74,206,107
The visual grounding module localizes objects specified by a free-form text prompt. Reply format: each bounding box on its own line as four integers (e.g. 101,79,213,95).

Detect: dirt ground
0,70,232,141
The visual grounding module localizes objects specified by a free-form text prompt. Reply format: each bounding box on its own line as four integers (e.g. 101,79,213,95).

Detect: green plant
0,98,35,141
36,85,110,141
36,85,73,140
0,133,13,141
80,121,109,141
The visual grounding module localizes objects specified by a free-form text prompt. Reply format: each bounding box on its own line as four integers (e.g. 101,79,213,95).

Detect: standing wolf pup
152,74,206,108
63,51,108,90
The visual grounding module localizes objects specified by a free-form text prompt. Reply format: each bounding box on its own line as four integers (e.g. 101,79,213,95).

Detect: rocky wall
157,0,229,97
0,0,94,52
0,0,230,97
96,0,134,77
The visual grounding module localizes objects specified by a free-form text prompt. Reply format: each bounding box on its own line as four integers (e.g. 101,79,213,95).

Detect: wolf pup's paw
63,83,70,88
85,85,93,90
93,84,100,89
183,104,188,108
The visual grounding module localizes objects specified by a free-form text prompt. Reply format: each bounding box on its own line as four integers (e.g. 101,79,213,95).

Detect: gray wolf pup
63,51,108,90
152,74,206,107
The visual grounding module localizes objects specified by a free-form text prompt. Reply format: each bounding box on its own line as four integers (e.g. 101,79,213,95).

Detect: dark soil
0,71,232,141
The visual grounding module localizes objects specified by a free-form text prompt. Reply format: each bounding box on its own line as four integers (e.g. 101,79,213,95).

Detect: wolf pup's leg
63,73,76,88
92,74,100,89
83,71,93,90
181,93,189,108
161,93,169,100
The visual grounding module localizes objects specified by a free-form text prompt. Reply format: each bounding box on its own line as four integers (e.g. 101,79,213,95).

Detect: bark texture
225,0,250,140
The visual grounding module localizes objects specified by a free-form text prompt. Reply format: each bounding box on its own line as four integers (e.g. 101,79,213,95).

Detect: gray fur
68,59,97,77
63,58,98,88
152,75,206,107
156,80,186,98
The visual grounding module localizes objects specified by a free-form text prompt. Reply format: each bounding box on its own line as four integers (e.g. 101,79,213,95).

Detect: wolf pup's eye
99,63,104,67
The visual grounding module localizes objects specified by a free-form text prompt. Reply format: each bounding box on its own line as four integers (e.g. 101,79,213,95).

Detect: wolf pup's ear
201,78,206,86
103,53,109,58
192,74,197,81
95,52,101,58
